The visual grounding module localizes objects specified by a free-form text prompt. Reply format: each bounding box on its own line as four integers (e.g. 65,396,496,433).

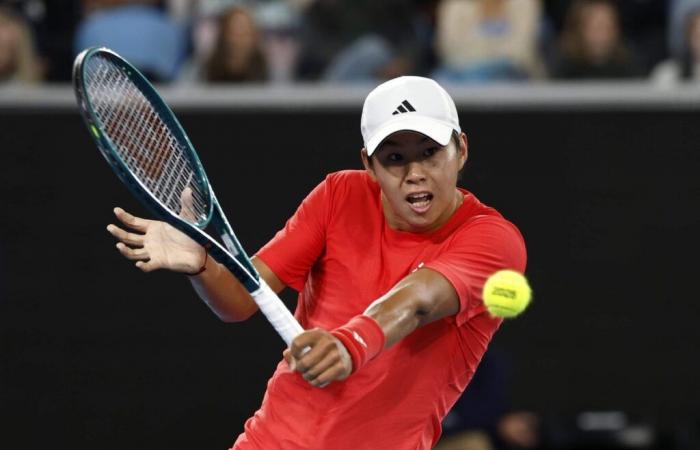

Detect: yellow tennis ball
482,270,532,318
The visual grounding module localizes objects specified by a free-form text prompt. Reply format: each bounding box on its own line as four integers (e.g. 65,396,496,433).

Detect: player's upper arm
402,266,461,325
423,216,527,326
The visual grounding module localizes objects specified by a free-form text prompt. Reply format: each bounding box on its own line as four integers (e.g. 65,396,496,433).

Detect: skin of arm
189,255,285,323
364,267,459,347
286,267,460,387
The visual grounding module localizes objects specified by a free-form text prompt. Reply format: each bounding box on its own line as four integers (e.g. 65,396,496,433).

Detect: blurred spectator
0,7,43,84
255,1,301,83
670,0,700,59
616,0,667,73
432,0,543,83
552,0,642,79
74,1,188,82
652,6,700,85
0,1,82,82
543,0,667,73
436,349,541,450
203,6,267,83
179,3,288,84
295,0,433,82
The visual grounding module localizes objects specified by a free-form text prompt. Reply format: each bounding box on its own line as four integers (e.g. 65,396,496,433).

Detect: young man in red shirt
107,76,527,449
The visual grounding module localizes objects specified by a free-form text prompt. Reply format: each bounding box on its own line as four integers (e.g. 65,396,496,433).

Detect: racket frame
73,47,303,343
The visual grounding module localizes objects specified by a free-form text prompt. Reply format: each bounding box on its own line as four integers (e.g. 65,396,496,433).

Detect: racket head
73,47,213,229
73,49,304,343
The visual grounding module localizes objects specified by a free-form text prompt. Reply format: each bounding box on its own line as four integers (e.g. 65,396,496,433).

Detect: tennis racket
73,47,303,345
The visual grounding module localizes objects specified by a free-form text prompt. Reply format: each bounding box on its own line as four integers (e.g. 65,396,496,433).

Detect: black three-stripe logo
392,100,416,115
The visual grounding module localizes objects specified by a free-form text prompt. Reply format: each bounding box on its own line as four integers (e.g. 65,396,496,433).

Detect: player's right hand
285,328,353,388
107,207,205,274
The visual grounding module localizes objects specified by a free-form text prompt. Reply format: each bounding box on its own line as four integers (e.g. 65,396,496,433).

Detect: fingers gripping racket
73,47,303,345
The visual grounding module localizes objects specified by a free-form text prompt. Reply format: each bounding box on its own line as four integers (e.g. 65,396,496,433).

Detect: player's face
362,131,467,233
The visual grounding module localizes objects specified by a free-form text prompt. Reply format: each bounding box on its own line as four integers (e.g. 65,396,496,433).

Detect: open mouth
406,192,433,213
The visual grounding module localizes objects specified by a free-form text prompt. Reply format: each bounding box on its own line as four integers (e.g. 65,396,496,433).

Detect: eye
387,153,403,162
423,147,439,158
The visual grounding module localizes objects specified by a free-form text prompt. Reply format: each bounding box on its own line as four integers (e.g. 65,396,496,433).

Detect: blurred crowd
3,0,700,87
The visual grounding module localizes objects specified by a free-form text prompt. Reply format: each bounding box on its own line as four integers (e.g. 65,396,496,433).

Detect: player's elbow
380,279,438,325
414,295,456,326
413,289,441,322
218,312,251,323
412,271,460,324
215,303,259,323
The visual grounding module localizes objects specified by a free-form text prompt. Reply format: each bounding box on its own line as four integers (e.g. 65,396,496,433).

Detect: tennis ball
482,270,532,318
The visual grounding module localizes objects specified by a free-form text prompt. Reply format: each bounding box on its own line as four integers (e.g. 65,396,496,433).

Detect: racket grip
250,279,304,346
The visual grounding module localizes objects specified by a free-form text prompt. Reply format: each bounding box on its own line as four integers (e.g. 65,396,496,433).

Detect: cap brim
365,116,455,155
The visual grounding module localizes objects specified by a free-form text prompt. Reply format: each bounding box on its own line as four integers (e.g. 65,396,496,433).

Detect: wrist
186,247,208,277
331,314,385,374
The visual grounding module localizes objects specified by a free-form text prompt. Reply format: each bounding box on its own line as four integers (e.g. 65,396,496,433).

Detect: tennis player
108,76,526,449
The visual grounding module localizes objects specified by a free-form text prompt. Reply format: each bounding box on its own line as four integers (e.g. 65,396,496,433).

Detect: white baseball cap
361,76,461,156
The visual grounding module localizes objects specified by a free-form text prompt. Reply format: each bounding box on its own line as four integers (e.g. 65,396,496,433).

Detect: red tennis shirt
232,170,526,450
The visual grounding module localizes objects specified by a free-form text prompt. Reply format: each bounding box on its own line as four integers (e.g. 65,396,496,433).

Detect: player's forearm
188,255,259,322
364,268,459,348
363,282,423,348
289,271,459,384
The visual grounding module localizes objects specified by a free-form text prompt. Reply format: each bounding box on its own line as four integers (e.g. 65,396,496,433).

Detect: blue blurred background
0,0,689,85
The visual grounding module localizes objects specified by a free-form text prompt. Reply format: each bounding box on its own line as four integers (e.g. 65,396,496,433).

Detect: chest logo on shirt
412,262,425,273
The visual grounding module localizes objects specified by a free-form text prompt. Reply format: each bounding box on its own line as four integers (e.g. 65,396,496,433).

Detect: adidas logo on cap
392,100,416,115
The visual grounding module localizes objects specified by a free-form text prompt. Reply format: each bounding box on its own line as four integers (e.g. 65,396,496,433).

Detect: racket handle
250,279,304,346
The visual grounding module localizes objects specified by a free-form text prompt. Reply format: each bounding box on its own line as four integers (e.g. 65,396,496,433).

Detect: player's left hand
285,328,353,388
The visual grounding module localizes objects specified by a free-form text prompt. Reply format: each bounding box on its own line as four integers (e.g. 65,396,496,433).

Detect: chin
403,216,438,233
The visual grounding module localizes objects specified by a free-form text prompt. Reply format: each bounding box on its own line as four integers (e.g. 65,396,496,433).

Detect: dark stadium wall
1,107,697,450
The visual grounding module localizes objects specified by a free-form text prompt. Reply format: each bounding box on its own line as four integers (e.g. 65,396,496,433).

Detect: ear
457,132,468,170
361,148,377,181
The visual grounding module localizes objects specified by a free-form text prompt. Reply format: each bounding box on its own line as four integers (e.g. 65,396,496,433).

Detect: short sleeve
256,176,331,291
423,217,527,326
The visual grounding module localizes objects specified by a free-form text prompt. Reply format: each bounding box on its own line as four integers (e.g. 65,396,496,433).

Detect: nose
405,160,427,185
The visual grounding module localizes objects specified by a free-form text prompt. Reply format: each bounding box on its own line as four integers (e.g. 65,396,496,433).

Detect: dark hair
450,130,461,149
205,7,267,82
452,131,465,181
559,0,631,64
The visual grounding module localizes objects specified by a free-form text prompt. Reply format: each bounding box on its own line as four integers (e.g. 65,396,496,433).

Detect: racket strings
96,63,205,214
84,56,209,223
107,65,206,216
